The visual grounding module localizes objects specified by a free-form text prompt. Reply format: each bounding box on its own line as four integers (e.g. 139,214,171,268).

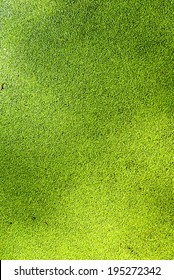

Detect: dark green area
0,0,174,259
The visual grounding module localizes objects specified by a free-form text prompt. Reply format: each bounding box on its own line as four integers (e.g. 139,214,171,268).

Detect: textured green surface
0,0,174,259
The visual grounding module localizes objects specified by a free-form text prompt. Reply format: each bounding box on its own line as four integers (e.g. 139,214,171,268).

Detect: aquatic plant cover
0,0,174,259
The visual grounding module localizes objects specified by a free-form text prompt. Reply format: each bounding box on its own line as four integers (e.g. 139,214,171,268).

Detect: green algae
0,0,174,259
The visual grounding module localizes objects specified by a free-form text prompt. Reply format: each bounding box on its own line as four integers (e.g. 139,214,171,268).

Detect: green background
0,0,174,259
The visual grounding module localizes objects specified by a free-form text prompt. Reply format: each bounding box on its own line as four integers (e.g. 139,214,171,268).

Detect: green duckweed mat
0,0,174,259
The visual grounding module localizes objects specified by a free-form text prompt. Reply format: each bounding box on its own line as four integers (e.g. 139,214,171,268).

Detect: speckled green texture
0,0,174,259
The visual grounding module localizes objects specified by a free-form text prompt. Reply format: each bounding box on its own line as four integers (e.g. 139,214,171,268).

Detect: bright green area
0,0,174,259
